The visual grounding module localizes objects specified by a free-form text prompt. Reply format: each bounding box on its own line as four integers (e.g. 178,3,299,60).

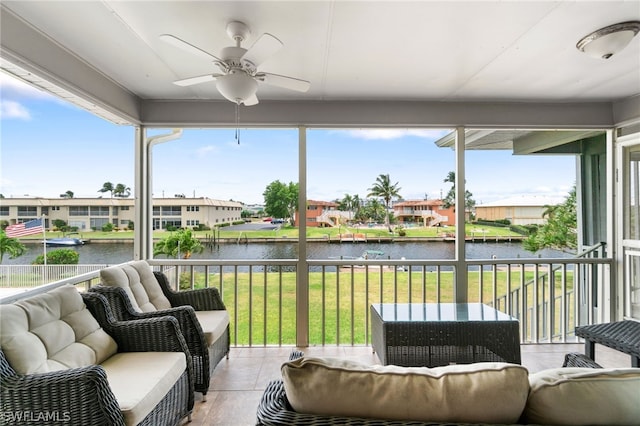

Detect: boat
44,238,85,247
338,250,395,271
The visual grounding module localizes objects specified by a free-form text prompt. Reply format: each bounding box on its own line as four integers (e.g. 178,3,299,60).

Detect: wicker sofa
256,351,640,426
0,285,194,426
92,260,230,398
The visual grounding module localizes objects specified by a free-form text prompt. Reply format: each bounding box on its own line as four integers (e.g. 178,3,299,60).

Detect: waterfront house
295,199,341,227
393,199,455,226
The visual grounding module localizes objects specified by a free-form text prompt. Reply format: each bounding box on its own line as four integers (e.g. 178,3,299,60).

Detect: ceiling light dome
216,72,258,104
577,21,640,59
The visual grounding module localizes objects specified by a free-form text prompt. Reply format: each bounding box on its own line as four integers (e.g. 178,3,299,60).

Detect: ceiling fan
160,21,310,106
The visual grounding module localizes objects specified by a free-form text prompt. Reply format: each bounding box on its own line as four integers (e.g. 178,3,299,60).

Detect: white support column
454,127,468,303
133,126,151,260
296,126,309,347
605,128,616,322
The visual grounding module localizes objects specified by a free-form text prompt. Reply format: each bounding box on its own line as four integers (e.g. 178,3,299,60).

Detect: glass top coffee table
370,303,521,367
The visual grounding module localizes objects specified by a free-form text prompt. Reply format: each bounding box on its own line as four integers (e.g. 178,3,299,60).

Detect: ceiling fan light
576,21,640,59
216,72,258,104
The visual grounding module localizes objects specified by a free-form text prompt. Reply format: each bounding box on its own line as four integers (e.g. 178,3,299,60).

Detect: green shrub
102,223,114,232
32,249,79,265
510,224,539,236
473,219,511,227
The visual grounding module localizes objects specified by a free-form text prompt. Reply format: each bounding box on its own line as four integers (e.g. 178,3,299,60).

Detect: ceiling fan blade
160,34,222,62
243,93,259,106
241,33,283,67
258,72,311,92
173,74,220,87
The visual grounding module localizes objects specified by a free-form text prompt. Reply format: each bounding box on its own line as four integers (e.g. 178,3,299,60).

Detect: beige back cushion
100,260,171,312
0,284,117,374
282,357,529,424
525,367,640,425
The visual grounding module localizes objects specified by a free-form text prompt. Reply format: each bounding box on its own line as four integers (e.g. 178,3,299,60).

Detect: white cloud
196,145,218,156
340,128,450,140
0,100,31,120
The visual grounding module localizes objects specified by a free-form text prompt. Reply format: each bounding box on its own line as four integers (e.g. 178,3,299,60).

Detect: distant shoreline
20,235,525,245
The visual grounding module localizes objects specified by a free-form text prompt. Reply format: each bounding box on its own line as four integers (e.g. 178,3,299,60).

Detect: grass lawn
182,268,573,346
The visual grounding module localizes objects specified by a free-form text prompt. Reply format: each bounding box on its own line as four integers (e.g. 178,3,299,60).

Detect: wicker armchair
92,260,230,398
0,290,194,426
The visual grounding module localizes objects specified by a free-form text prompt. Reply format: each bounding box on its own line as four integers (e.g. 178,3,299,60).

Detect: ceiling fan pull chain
235,102,240,144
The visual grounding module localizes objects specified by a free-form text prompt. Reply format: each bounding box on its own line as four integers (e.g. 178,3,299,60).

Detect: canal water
4,241,571,266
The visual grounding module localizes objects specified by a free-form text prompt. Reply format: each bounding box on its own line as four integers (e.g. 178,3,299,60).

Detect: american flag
5,218,44,238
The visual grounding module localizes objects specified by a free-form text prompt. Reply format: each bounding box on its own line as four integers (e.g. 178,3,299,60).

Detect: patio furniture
575,320,640,367
370,303,521,367
257,351,638,426
562,352,603,368
92,260,230,398
0,285,194,426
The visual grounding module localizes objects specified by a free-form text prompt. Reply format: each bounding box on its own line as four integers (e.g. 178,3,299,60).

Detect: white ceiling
1,1,639,128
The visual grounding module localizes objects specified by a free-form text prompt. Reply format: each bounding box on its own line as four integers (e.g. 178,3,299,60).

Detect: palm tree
340,194,355,221
153,229,203,259
351,194,362,221
0,232,27,263
99,182,114,198
362,198,386,223
60,190,74,198
114,183,131,197
442,171,476,213
367,174,401,231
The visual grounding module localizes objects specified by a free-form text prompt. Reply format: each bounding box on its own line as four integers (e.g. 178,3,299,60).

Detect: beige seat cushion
194,310,230,346
101,352,186,426
281,357,529,424
100,260,172,312
0,284,117,374
524,367,640,425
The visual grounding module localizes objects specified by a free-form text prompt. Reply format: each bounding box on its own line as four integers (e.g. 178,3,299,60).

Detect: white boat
44,238,85,247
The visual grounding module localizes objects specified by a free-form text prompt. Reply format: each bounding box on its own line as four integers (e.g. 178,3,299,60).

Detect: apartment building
0,197,244,230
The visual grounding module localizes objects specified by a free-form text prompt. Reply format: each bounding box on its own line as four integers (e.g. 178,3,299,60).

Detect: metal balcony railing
0,255,613,348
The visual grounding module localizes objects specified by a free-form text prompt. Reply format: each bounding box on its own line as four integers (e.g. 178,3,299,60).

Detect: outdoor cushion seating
93,259,230,397
256,351,640,426
0,284,193,426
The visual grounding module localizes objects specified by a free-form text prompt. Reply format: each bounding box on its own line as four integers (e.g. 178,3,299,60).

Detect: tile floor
187,343,633,426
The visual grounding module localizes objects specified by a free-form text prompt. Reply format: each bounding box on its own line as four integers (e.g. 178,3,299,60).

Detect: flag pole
42,215,47,284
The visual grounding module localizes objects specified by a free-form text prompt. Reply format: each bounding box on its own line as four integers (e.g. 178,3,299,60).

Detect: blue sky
1,72,576,205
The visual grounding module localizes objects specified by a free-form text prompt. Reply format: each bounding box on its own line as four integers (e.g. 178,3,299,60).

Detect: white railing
1,256,613,347
0,264,109,288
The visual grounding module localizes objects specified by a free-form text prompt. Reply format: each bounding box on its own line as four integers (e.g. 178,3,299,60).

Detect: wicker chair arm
154,271,226,311
562,352,603,368
1,352,125,426
88,285,141,321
